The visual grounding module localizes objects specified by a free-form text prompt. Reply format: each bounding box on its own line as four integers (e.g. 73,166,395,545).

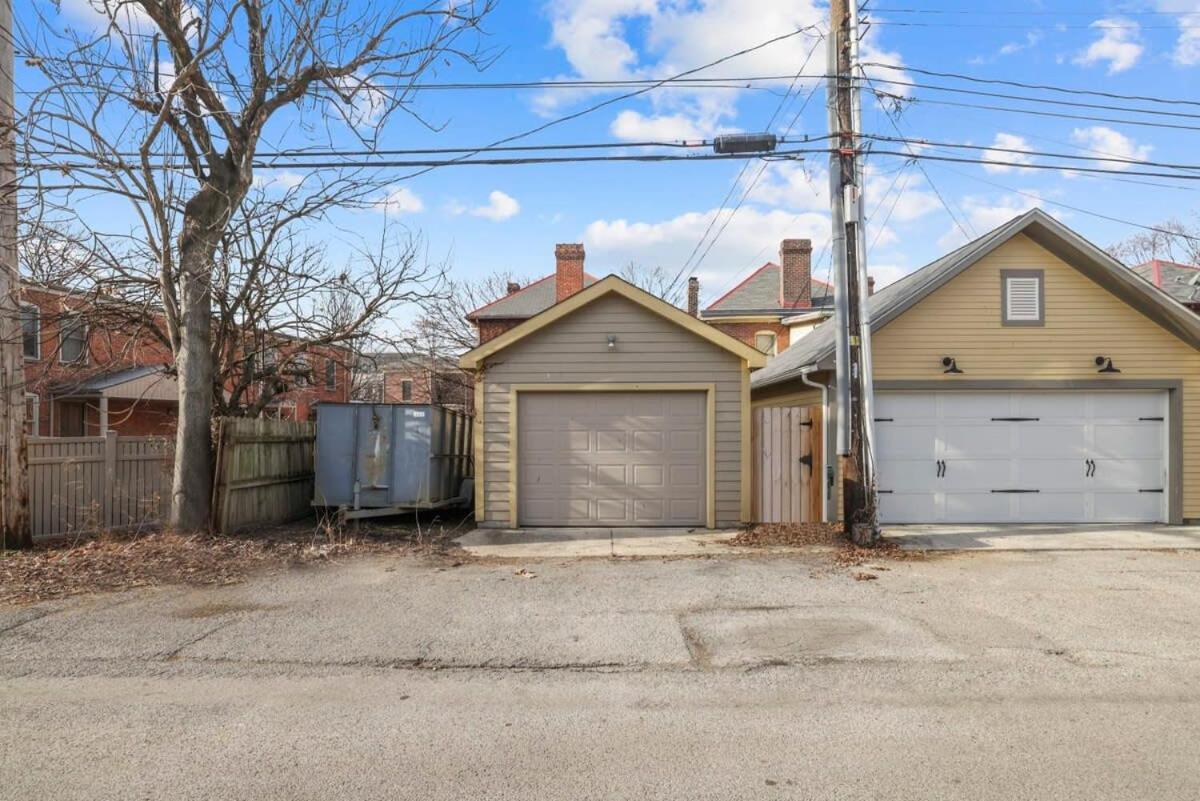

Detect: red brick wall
555,243,585,302
476,319,522,344
711,321,790,353
381,365,473,410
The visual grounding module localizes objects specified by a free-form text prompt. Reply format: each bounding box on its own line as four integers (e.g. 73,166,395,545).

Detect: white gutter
798,366,830,523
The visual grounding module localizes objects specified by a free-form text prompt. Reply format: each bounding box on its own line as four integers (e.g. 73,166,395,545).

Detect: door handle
1086,459,1096,478
936,459,945,478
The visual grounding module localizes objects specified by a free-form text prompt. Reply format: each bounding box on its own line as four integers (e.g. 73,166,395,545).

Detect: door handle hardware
990,417,1040,422
1138,416,1164,421
798,454,812,468
1138,489,1164,494
991,489,1040,493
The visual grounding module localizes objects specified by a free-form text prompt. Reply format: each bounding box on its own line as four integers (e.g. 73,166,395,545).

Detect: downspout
798,366,830,523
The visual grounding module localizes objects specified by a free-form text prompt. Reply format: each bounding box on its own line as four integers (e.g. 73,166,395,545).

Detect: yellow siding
870,233,1200,518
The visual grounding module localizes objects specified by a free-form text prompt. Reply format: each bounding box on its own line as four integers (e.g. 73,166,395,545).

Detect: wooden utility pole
828,0,878,544
0,0,30,549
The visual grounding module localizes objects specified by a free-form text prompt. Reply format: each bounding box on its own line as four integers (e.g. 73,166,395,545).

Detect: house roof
51,365,178,402
702,263,834,317
460,275,768,369
1132,259,1200,307
466,273,600,320
753,208,1200,390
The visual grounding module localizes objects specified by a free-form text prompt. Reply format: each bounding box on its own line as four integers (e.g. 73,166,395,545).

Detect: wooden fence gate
751,405,823,523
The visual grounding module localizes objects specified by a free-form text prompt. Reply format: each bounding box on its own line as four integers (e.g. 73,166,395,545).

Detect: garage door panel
943,492,1012,523
1093,392,1163,419
1017,459,1089,491
939,393,1012,420
941,424,1010,458
1092,491,1163,522
1091,458,1162,490
1018,425,1087,457
1015,393,1084,419
518,391,706,527
877,393,936,419
877,459,938,491
941,458,1012,491
877,424,938,459
1093,423,1162,459
1016,492,1088,523
878,492,936,524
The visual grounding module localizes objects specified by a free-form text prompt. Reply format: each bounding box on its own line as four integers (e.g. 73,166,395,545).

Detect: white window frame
754,330,778,356
25,393,39,436
58,314,88,364
20,305,39,360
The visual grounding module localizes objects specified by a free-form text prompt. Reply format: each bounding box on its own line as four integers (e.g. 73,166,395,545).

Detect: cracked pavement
3,549,1200,799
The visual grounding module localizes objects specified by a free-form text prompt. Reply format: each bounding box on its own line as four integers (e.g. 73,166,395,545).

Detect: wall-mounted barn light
607,335,618,351
941,356,964,374
1095,355,1120,373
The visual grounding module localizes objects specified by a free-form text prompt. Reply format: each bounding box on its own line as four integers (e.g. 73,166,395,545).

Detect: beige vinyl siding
479,293,747,526
871,233,1200,519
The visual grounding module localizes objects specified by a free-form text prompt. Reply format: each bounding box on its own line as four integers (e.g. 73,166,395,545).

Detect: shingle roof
467,274,599,320
702,263,833,316
1132,260,1200,307
752,208,1200,390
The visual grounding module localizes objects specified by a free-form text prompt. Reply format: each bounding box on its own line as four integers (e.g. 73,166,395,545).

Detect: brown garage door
517,391,707,526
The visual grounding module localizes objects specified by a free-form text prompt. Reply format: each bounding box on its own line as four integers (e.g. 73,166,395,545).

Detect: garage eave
460,275,769,369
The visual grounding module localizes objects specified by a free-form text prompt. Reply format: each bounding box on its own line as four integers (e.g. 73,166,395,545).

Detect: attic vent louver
1003,271,1043,325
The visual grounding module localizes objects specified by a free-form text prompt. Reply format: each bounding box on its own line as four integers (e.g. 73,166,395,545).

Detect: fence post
103,430,117,528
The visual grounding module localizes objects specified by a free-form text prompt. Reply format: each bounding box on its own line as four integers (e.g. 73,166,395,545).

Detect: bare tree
1108,217,1200,267
619,261,684,306
18,1,496,529
415,269,529,354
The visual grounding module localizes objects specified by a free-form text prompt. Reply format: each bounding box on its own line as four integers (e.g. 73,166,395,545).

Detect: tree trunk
169,238,216,531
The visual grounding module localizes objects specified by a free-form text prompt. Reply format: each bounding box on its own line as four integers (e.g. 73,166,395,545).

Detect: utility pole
0,0,29,549
828,0,878,544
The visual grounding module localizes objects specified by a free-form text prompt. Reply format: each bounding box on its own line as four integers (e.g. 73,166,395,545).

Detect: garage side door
518,391,706,526
876,390,1167,524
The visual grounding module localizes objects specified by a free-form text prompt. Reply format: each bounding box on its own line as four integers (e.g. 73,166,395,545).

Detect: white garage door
517,391,707,526
876,391,1167,524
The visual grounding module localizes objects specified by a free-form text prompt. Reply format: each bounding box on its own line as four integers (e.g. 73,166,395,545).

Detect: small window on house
325,359,336,389
754,331,778,355
24,393,39,436
59,315,87,363
293,353,310,386
21,306,39,359
1002,270,1044,326
401,379,413,402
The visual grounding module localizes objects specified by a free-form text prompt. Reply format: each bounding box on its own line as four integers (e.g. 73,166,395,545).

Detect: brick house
355,352,473,411
696,239,838,355
465,245,599,343
20,283,350,436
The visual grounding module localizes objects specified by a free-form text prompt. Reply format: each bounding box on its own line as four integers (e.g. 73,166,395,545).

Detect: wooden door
751,405,822,523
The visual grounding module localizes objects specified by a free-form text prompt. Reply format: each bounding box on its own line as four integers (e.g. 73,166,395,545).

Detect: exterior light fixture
942,356,963,374
713,133,778,155
1095,355,1120,373
607,335,618,351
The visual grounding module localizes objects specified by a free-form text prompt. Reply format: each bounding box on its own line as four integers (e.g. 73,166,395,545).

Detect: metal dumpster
314,403,473,518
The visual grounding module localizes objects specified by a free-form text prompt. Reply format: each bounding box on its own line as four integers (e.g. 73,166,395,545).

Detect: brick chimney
506,281,521,295
779,239,812,308
868,276,876,296
687,277,700,317
555,243,585,302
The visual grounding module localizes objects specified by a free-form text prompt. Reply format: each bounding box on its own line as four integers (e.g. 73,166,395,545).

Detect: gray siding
480,294,746,526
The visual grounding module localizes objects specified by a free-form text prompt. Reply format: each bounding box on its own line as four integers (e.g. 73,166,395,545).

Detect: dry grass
0,510,472,606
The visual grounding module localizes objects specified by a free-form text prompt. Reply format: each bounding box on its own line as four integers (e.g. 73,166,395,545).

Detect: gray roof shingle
703,263,833,316
468,274,599,320
1132,260,1200,306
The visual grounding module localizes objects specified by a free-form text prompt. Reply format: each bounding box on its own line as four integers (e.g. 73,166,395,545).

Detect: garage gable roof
753,208,1200,389
460,275,768,369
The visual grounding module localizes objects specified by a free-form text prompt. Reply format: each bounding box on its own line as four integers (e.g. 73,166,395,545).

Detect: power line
867,150,1200,181
868,6,1200,15
865,62,1200,110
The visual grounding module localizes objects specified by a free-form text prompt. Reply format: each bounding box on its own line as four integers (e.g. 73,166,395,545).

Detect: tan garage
460,275,766,529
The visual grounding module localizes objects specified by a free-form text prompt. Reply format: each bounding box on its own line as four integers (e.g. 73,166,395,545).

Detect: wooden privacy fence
211,417,316,534
751,405,823,523
28,433,173,538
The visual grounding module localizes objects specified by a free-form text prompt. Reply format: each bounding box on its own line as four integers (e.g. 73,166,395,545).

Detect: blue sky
18,1,1200,311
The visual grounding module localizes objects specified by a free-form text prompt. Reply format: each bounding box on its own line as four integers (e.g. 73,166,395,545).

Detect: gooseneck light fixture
606,334,618,352
1095,355,1120,373
941,356,964,374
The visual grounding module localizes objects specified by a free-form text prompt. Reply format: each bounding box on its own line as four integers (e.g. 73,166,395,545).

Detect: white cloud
1074,17,1143,73
936,194,1049,251
584,206,830,293
980,133,1036,174
864,262,912,290
253,170,307,192
374,187,424,215
468,190,521,221
610,110,708,142
1155,1,1200,66
970,29,1044,65
1069,126,1152,170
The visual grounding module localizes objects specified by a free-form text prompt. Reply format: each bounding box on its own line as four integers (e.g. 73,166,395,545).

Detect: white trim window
1001,269,1044,326
21,305,39,360
58,314,88,364
24,393,39,436
754,330,778,356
